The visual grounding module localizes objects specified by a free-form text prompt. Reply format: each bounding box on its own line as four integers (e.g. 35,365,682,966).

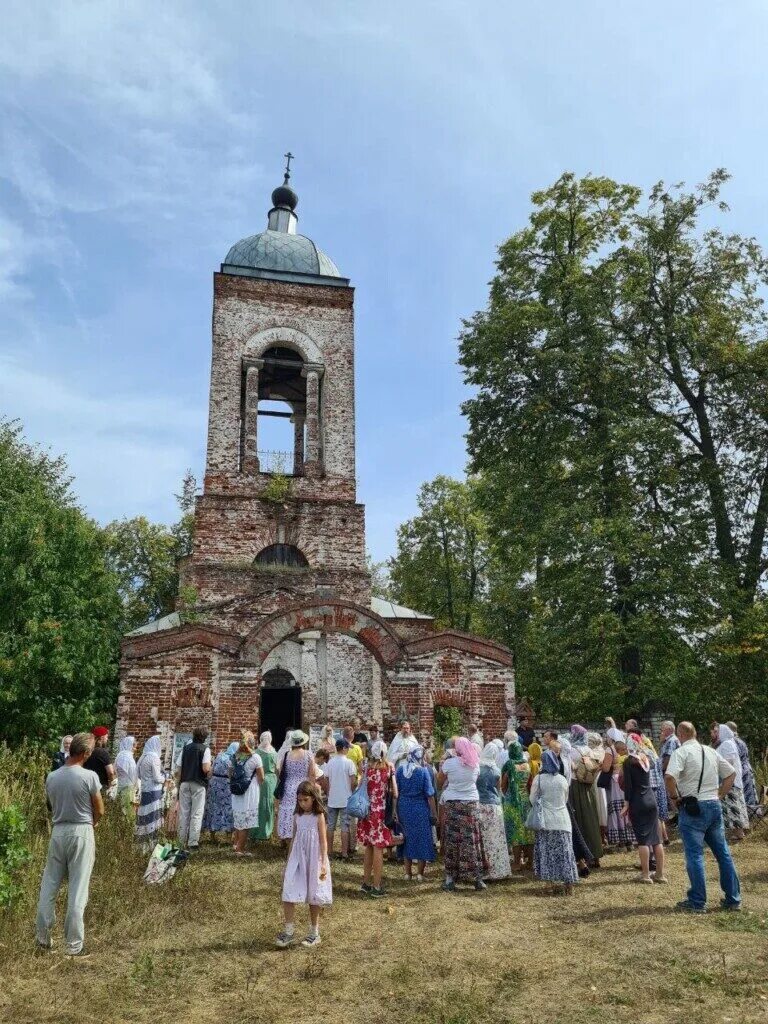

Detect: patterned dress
202,751,235,833
649,752,670,821
135,746,165,843
357,763,395,848
476,764,511,880
277,751,314,840
395,763,436,863
735,737,759,811
502,762,534,846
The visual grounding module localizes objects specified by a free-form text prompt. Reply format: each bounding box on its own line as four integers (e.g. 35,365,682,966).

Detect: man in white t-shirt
665,721,741,913
36,732,104,956
325,738,359,860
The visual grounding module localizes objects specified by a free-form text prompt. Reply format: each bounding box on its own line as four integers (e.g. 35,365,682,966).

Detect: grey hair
661,720,675,732
725,721,738,734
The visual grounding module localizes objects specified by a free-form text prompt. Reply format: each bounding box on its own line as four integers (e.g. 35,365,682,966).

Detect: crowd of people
36,714,761,954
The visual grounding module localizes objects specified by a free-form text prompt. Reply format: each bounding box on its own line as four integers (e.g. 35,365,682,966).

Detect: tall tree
459,172,768,732
388,476,488,631
0,421,123,743
103,471,197,632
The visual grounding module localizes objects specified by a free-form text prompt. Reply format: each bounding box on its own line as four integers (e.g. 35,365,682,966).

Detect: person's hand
319,867,327,881
621,801,630,818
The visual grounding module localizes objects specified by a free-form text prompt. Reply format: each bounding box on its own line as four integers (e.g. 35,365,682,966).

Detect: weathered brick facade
118,183,514,759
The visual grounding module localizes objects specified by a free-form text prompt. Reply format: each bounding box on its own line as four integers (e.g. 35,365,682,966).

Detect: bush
0,803,30,908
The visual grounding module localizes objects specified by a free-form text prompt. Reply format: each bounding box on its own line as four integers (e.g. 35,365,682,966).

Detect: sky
1,1,768,561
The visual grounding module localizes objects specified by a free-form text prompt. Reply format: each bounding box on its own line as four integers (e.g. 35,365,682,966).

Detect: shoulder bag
679,748,706,817
273,755,288,801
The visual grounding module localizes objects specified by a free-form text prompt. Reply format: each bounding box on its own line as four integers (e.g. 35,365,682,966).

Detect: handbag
525,793,543,830
597,753,614,790
274,755,288,801
680,749,706,817
346,769,370,819
384,770,396,830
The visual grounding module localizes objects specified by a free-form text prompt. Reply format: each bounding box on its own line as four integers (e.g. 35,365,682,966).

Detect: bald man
665,721,741,913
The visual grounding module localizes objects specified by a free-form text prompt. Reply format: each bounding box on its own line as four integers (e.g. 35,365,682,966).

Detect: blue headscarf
541,749,561,775
401,744,424,779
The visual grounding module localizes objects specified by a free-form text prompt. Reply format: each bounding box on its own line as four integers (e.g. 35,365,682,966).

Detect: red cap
92,726,109,737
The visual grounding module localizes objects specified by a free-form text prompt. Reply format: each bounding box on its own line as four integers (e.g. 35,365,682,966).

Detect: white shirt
529,773,572,833
388,732,416,766
441,757,479,801
325,754,358,808
666,740,734,802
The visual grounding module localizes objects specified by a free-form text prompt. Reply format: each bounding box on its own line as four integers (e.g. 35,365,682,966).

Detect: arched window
254,544,309,568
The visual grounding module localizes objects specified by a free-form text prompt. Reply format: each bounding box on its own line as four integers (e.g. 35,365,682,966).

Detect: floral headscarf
626,733,649,771
570,724,588,747
401,744,424,779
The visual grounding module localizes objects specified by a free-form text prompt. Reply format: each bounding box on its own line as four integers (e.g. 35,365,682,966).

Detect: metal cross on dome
283,151,294,180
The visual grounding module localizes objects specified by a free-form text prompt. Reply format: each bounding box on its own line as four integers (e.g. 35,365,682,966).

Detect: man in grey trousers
36,731,104,956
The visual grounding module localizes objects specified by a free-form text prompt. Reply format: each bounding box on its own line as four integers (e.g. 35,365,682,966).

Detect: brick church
117,165,515,760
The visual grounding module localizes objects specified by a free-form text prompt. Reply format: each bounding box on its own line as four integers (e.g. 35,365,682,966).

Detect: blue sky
1,1,767,561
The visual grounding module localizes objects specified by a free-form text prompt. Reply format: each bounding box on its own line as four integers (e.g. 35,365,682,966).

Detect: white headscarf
114,735,137,785
370,740,388,761
606,727,626,745
716,724,743,788
138,735,162,766
258,731,275,753
480,742,500,767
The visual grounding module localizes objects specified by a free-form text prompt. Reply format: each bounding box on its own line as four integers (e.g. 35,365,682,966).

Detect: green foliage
457,170,768,741
366,553,393,600
0,803,31,909
103,470,197,632
0,421,123,743
388,476,488,631
433,705,464,746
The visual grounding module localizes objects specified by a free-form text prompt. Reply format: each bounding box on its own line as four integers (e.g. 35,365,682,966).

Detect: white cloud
0,356,205,523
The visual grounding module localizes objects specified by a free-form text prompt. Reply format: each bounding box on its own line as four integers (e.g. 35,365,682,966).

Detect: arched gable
240,600,406,669
244,325,323,366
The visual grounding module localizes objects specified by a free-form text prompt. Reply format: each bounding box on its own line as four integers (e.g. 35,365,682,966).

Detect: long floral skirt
477,803,511,880
534,829,579,884
722,787,750,831
443,801,487,883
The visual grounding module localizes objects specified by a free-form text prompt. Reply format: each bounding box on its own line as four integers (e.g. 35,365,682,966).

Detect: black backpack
229,756,252,796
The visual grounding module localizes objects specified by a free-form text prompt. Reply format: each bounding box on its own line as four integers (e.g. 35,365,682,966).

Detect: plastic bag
143,843,189,885
525,795,543,830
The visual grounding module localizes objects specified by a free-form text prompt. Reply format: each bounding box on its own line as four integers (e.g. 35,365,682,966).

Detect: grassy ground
2,754,768,1024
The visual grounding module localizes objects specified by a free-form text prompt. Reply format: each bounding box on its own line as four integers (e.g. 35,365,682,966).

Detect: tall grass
0,744,209,949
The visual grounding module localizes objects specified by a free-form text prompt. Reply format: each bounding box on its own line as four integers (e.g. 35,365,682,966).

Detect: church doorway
259,668,301,749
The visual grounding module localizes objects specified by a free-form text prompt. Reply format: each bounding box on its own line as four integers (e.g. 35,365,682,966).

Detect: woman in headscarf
230,730,265,857
395,745,437,880
358,740,399,896
114,736,139,818
567,725,603,868
621,734,666,882
500,741,534,871
135,735,165,847
527,741,542,782
202,741,238,842
317,724,336,756
437,736,487,891
713,724,750,840
725,721,759,812
530,749,579,893
586,732,608,847
250,731,278,842
476,743,511,880
51,735,72,771
603,728,635,851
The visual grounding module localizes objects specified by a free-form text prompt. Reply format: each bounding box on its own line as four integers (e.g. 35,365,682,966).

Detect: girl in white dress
230,731,264,857
276,781,332,948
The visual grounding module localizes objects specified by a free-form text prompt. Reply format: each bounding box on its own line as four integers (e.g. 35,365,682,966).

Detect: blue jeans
678,800,741,909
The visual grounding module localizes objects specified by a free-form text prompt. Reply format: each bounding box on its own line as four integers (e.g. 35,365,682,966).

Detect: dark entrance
259,668,301,749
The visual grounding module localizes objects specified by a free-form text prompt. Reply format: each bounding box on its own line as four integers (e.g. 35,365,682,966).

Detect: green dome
223,230,342,278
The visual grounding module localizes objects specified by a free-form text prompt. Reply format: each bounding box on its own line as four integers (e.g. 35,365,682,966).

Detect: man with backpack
176,728,212,850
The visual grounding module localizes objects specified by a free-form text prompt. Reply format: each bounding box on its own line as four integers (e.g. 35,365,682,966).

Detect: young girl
276,781,332,948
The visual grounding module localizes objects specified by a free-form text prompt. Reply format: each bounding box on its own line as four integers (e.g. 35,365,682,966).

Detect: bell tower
180,165,371,625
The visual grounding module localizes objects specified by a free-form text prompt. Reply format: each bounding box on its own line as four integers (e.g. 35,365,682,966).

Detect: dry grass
2,751,768,1024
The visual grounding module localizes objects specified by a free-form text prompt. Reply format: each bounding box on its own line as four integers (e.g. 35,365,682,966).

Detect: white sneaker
301,933,322,947
275,930,295,948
